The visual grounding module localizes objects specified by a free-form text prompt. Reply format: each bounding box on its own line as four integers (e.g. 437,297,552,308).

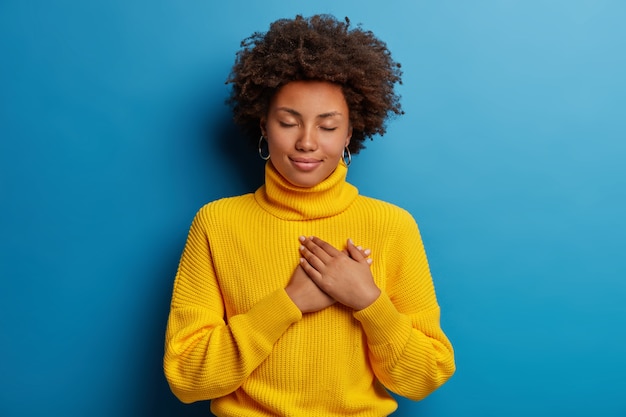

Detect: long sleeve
163,166,453,416
353,210,455,400
163,208,302,403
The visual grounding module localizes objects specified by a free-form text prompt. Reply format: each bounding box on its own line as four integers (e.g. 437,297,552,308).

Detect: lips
290,157,322,171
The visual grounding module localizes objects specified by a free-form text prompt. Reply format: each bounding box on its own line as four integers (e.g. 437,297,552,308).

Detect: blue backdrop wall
1,1,625,416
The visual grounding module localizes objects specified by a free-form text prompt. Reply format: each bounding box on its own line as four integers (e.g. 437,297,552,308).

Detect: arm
298,216,455,400
163,208,302,403
353,213,455,400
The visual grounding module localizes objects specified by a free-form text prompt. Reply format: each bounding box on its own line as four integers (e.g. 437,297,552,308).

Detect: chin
289,179,318,188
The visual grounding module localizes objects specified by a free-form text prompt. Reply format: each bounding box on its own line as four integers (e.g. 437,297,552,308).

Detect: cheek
332,133,351,153
323,142,347,161
266,135,292,157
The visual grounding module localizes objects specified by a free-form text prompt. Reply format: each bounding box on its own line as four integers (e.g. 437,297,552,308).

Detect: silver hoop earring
343,146,352,167
258,135,270,160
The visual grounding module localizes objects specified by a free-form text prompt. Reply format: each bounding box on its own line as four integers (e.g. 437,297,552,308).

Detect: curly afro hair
226,14,403,154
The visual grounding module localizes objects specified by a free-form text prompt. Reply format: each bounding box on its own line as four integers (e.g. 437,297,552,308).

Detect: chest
207,212,390,316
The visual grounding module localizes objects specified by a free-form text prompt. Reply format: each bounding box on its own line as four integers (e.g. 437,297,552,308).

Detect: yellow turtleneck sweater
164,162,455,417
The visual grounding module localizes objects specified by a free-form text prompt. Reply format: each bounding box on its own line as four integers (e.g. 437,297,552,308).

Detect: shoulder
193,193,256,224
351,195,426,255
353,195,418,225
200,193,255,211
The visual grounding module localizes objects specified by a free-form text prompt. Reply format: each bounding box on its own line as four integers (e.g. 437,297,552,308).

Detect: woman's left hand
298,236,381,311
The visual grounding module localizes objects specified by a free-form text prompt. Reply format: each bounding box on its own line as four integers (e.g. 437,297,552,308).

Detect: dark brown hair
226,14,403,154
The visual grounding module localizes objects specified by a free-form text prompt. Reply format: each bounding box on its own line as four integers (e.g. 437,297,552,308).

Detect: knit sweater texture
164,162,455,417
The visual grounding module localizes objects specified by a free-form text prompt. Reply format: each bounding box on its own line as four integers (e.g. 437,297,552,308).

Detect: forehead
269,80,348,115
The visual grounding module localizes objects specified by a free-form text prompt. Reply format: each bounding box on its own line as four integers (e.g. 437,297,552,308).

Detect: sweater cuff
353,292,412,347
234,289,303,348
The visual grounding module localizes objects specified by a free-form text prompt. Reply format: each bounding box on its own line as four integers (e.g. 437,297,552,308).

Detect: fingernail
299,236,305,242
367,259,373,265
348,238,354,245
300,245,305,251
364,249,371,256
357,245,363,250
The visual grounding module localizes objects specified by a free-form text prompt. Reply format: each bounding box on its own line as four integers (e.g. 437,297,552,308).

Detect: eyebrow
276,107,344,119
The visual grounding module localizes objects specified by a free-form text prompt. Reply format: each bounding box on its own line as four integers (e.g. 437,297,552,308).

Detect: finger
299,240,329,272
299,236,338,264
347,239,373,265
347,238,371,256
308,236,343,257
299,256,322,280
347,239,364,260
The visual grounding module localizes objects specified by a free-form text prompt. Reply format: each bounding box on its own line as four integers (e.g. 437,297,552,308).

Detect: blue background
1,1,625,416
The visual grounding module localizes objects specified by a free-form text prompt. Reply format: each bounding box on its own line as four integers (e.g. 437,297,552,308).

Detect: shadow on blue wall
216,119,267,193
140,248,212,417
135,105,264,416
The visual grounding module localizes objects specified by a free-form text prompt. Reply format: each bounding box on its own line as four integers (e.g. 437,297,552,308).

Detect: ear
259,118,267,137
345,125,353,147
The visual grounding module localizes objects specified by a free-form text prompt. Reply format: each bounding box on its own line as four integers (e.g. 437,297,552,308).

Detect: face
261,80,352,188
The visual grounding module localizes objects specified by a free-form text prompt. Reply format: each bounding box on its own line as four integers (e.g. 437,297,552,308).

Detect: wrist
354,287,381,311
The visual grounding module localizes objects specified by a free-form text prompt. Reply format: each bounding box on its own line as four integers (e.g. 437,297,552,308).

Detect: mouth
290,157,322,171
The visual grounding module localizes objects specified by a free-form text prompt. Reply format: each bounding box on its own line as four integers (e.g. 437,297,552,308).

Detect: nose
295,127,318,152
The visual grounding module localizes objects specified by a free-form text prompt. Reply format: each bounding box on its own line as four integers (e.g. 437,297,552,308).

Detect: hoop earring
258,135,270,160
343,146,352,167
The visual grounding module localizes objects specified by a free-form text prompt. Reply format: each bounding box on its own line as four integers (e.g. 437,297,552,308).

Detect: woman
164,14,455,416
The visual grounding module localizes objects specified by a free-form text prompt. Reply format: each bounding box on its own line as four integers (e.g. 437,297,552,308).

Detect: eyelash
279,122,337,131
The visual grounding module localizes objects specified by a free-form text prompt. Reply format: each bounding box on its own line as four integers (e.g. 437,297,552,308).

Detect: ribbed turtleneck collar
254,162,358,221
